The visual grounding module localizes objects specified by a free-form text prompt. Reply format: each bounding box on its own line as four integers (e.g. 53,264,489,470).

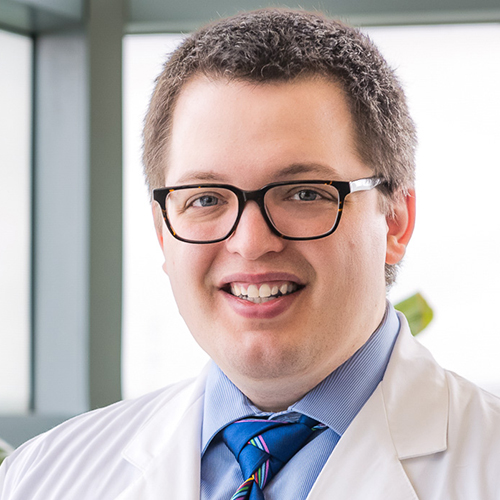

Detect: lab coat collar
117,363,210,500
383,313,448,460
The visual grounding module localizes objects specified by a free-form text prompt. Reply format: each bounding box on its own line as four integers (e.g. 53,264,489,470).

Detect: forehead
165,76,371,186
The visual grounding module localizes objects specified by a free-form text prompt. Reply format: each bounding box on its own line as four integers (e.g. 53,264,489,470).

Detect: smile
229,282,299,304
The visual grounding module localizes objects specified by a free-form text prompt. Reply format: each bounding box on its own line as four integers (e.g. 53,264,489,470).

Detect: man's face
157,76,399,403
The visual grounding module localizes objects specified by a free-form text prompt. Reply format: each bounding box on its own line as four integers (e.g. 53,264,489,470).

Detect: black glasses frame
153,177,382,244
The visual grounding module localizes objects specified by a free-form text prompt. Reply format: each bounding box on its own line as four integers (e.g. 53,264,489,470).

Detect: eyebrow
172,162,342,185
274,163,342,179
174,171,231,184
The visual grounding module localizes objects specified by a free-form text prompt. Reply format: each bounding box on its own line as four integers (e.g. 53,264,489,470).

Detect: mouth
222,281,302,304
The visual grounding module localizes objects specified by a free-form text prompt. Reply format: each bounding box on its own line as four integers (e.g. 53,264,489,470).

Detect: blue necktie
221,414,321,500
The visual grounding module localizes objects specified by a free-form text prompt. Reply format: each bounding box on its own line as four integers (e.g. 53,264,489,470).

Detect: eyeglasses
153,177,382,244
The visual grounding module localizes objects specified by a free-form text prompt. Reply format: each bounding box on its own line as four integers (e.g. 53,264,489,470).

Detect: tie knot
222,415,321,499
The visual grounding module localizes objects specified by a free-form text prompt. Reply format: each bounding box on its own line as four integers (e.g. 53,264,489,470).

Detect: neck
245,378,322,412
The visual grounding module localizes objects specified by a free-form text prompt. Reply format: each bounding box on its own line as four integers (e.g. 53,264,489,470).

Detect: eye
286,186,337,203
181,189,234,214
291,189,323,201
192,194,220,207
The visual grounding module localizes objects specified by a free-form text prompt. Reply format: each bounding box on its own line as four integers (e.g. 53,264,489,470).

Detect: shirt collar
201,302,400,453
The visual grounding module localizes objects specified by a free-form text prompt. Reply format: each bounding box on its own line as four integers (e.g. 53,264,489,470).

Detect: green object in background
395,292,434,336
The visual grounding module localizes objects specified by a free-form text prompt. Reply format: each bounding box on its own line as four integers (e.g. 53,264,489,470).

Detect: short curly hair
143,8,417,286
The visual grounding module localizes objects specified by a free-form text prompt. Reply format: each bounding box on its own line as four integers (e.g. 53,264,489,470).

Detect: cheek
162,243,215,337
321,210,387,284
162,236,218,296
346,216,388,280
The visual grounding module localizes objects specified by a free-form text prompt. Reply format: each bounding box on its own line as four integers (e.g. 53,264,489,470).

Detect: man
1,9,499,500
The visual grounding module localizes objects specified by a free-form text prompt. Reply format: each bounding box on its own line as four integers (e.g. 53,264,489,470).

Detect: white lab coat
1,314,500,499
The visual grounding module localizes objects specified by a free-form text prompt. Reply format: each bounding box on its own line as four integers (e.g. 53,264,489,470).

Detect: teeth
229,281,299,302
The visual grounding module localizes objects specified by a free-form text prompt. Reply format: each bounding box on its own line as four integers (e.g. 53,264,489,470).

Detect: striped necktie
221,414,321,500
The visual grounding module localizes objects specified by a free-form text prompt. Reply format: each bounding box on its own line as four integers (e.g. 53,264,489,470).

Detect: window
366,24,500,395
0,29,33,413
123,25,500,399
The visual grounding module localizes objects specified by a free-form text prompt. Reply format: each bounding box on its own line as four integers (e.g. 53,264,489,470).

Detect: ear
385,189,416,265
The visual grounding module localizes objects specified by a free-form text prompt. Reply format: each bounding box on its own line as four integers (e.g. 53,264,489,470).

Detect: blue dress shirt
201,303,400,499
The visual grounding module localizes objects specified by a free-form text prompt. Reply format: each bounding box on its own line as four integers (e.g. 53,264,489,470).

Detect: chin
225,341,315,382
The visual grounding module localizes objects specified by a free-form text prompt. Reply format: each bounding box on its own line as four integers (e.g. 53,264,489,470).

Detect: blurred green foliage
395,292,434,336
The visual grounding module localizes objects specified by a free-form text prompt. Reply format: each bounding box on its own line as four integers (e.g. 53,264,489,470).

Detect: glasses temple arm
349,177,383,193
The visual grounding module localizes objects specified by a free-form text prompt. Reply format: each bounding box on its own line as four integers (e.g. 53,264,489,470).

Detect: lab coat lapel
117,366,209,500
306,384,418,500
381,315,448,461
308,316,448,499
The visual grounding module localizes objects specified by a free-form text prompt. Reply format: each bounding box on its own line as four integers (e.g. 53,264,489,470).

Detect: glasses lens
165,187,238,242
265,183,340,238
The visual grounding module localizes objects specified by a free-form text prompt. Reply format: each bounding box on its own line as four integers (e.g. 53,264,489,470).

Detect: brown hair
143,9,417,285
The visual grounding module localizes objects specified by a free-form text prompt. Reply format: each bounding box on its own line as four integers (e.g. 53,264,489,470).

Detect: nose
225,201,286,260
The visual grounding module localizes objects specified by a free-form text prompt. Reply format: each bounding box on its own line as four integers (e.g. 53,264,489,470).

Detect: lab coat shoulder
403,369,500,499
0,370,207,500
386,318,500,499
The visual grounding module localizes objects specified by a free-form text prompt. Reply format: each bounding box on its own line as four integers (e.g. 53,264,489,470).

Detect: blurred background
1,0,499,448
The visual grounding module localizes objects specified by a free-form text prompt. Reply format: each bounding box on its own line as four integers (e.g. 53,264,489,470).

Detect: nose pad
225,201,286,259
